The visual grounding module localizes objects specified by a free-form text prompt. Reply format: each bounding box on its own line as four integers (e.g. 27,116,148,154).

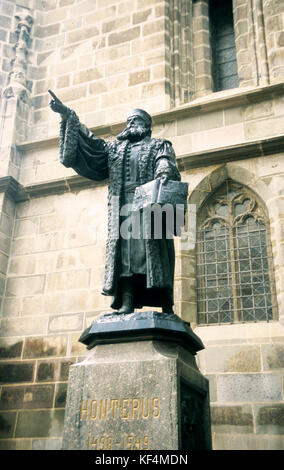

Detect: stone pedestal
62,312,212,450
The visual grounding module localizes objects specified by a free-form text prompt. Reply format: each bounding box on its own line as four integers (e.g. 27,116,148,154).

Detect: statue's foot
117,292,134,314
117,306,133,314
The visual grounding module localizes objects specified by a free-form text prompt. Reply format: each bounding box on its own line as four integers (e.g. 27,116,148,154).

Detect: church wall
0,0,284,450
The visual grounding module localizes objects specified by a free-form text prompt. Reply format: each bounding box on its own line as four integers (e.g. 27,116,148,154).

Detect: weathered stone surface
217,373,283,402
0,384,54,410
202,345,261,373
23,335,67,359
0,412,16,438
0,338,23,359
255,404,284,434
54,383,68,408
15,410,65,438
0,362,34,384
37,362,56,382
213,433,284,450
261,344,284,370
108,26,140,46
32,438,62,450
62,340,211,450
0,439,32,450
211,405,254,434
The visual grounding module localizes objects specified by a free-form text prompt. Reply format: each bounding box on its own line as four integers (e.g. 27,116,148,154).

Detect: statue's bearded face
117,116,150,142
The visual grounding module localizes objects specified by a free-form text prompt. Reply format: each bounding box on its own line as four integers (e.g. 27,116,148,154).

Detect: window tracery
196,180,277,324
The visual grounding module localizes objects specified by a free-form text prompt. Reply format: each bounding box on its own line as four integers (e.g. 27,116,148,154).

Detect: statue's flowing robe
59,110,181,310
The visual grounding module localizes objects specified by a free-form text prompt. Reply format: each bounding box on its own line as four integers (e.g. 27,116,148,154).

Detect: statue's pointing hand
48,90,70,120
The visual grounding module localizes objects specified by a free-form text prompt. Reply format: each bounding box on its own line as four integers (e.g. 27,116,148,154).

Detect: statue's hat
127,109,152,127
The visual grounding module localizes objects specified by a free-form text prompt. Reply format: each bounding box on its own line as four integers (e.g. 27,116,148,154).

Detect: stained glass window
196,180,277,324
209,0,239,91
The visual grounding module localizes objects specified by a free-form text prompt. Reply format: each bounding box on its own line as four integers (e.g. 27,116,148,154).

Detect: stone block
261,344,284,370
0,338,23,359
8,256,36,276
22,294,61,317
0,439,32,450
128,69,150,86
14,218,39,238
48,313,84,333
192,123,244,152
0,384,54,410
54,383,68,408
213,432,284,450
255,404,284,434
59,359,76,381
203,345,261,373
46,269,90,292
217,373,283,402
0,232,11,255
34,23,60,38
133,8,153,24
6,275,45,297
0,212,13,236
105,55,143,76
132,33,166,54
23,335,67,359
55,85,87,104
102,15,131,34
2,297,23,318
211,404,254,434
245,117,284,140
62,14,83,31
142,18,165,36
177,115,200,135
0,15,11,29
15,410,65,438
37,362,56,382
72,97,100,115
0,362,34,384
0,412,16,438
244,100,274,121
70,333,88,357
70,0,96,16
85,6,116,24
200,110,224,131
73,68,104,85
32,438,62,450
108,26,140,46
67,26,99,44
101,87,141,108
95,43,130,65
137,0,162,8
56,75,70,89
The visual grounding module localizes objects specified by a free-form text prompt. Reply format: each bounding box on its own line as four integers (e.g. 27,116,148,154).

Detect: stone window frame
195,179,277,325
192,0,270,99
178,164,281,329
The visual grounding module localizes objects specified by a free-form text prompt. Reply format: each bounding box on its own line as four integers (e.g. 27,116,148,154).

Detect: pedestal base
62,312,212,450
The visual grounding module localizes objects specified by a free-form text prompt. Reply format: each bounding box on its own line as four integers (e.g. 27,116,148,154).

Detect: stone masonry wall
27,0,173,142
0,0,283,451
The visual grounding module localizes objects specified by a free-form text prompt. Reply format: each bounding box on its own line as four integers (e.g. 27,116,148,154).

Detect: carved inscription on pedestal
79,396,161,450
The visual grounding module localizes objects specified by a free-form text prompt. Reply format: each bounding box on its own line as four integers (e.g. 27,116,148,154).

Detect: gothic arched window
196,180,277,324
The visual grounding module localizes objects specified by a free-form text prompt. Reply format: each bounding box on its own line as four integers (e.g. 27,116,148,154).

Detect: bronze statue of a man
49,91,181,314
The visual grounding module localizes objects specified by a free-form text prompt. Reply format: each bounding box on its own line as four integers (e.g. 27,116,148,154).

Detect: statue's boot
118,278,134,314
